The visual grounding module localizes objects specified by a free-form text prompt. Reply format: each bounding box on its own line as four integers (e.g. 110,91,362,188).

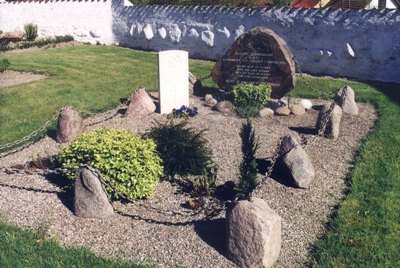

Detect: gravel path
0,70,47,88
0,94,377,267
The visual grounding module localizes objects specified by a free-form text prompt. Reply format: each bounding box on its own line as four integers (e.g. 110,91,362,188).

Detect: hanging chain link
0,113,59,152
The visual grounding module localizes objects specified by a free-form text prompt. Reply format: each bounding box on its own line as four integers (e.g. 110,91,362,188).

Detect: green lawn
0,220,154,268
0,45,399,267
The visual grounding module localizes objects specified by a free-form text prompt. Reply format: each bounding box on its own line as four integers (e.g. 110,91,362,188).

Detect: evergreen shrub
0,58,10,73
24,23,38,41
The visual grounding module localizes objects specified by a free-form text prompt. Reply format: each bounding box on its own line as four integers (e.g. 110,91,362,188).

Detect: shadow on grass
367,81,400,105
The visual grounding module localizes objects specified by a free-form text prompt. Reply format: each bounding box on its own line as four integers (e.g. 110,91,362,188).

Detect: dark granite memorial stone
212,27,296,99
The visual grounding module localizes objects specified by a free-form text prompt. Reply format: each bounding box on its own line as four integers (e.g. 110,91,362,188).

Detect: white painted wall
0,0,114,44
1,0,400,84
113,2,400,84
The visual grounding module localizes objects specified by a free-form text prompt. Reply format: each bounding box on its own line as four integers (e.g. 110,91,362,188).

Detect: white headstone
158,50,189,114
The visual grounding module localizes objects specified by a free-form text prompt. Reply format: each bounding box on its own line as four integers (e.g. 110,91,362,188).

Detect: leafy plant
24,23,38,41
232,82,272,117
237,119,260,198
191,166,217,196
0,58,10,72
147,121,214,180
58,128,163,199
170,105,198,118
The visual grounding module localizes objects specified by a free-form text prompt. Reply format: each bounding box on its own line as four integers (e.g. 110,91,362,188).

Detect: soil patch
0,70,47,88
0,95,377,267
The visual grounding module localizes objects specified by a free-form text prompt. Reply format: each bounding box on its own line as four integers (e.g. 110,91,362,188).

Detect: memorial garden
0,4,399,267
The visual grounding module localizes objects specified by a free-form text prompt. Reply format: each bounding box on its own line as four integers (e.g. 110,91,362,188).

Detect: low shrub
0,58,10,73
147,121,214,180
58,128,163,199
191,166,217,196
24,23,38,41
232,82,272,117
237,119,259,198
0,35,74,52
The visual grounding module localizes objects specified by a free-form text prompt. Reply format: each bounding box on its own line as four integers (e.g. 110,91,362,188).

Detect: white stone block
158,50,189,114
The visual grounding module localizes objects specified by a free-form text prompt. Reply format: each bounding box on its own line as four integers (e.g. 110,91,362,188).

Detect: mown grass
0,45,399,266
0,45,215,147
0,220,154,268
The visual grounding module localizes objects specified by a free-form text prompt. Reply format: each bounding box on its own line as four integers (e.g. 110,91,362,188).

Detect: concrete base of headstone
74,166,114,218
316,104,343,140
334,85,359,115
126,87,156,116
227,197,282,268
56,107,84,143
278,134,315,189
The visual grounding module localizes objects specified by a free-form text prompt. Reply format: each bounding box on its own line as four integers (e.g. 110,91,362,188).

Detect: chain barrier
0,64,349,223
247,56,348,199
0,113,58,153
0,163,224,225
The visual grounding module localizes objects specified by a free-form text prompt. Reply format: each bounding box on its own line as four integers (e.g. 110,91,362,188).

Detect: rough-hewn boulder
56,107,84,143
275,105,290,116
316,104,343,139
227,197,282,268
126,87,156,115
212,26,296,98
0,31,24,44
289,103,306,115
334,85,359,115
189,71,202,95
74,166,114,218
278,134,315,188
215,100,235,115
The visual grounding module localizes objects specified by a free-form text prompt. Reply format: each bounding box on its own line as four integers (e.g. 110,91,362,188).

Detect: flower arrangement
171,105,198,118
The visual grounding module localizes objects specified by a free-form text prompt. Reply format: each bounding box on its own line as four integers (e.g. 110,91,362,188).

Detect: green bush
24,23,38,41
237,120,259,198
58,128,163,199
147,121,214,180
0,58,10,73
232,82,272,117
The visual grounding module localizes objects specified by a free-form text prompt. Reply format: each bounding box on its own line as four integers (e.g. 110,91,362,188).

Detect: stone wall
1,0,400,83
0,0,114,44
113,2,400,83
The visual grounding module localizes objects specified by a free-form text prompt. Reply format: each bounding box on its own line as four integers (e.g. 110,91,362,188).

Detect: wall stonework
0,0,114,44
1,0,400,83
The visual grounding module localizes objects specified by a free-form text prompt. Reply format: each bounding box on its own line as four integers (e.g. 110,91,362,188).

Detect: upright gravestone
158,50,189,114
212,27,296,99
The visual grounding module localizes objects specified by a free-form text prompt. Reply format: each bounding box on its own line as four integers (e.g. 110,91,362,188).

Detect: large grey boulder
316,104,343,140
278,134,315,189
74,166,114,218
227,197,282,268
334,85,359,115
126,87,156,115
56,107,84,143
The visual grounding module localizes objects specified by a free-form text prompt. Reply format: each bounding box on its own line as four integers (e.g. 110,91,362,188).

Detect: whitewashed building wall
1,0,400,83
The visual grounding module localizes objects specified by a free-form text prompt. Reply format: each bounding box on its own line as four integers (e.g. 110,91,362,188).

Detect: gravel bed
0,94,377,267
